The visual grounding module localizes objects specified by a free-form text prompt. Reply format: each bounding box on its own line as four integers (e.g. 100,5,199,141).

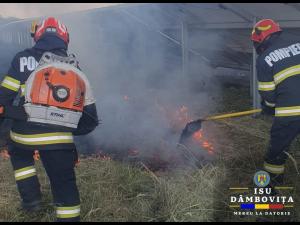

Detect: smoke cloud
55,5,222,161
0,4,230,164
0,3,123,19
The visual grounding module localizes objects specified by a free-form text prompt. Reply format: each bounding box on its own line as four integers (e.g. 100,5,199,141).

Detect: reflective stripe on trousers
14,165,37,181
264,162,285,175
56,205,80,219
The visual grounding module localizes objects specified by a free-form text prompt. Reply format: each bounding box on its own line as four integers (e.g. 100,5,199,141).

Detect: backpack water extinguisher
23,52,89,129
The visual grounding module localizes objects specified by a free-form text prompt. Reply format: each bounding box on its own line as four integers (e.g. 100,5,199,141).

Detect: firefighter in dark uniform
0,17,99,221
251,19,300,186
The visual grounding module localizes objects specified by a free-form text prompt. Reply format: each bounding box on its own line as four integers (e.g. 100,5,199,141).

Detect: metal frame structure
2,3,300,110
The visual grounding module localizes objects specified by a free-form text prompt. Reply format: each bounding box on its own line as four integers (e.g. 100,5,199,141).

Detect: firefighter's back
1,17,99,222
9,47,77,151
258,32,300,120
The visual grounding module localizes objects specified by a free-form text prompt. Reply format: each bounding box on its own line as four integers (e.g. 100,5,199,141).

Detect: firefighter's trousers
264,119,300,184
9,146,80,222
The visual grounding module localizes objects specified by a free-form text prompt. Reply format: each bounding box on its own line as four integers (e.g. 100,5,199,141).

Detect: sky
0,3,124,19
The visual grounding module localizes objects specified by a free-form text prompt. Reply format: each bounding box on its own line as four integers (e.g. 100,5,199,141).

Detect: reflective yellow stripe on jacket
275,106,300,117
274,64,300,85
258,81,275,91
259,64,300,92
1,76,20,92
10,131,74,145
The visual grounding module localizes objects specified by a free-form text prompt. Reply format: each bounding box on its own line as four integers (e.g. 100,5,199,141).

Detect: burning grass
0,86,299,222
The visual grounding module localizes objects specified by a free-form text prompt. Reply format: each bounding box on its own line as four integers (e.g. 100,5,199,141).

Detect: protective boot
270,173,284,186
265,173,284,196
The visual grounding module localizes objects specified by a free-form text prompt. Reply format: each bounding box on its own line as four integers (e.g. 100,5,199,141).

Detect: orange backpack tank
24,52,89,129
30,66,86,112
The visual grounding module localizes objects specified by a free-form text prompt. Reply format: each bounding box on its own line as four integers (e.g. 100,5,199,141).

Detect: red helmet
251,19,281,44
33,17,69,44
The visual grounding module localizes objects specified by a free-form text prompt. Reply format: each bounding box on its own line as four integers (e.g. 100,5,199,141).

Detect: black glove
261,100,275,116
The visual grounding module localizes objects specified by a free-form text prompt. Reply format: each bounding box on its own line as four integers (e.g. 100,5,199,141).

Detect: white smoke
0,3,124,19
55,5,222,161
1,4,229,164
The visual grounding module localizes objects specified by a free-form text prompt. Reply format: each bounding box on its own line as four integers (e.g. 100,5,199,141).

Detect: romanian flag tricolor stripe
240,204,290,210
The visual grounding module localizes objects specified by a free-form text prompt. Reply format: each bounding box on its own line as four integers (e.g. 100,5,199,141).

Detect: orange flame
95,151,112,161
192,130,214,154
193,130,203,140
98,155,111,161
128,148,139,156
173,105,214,154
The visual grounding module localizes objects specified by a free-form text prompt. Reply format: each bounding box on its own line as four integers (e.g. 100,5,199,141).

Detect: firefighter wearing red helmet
0,17,99,221
251,19,300,188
